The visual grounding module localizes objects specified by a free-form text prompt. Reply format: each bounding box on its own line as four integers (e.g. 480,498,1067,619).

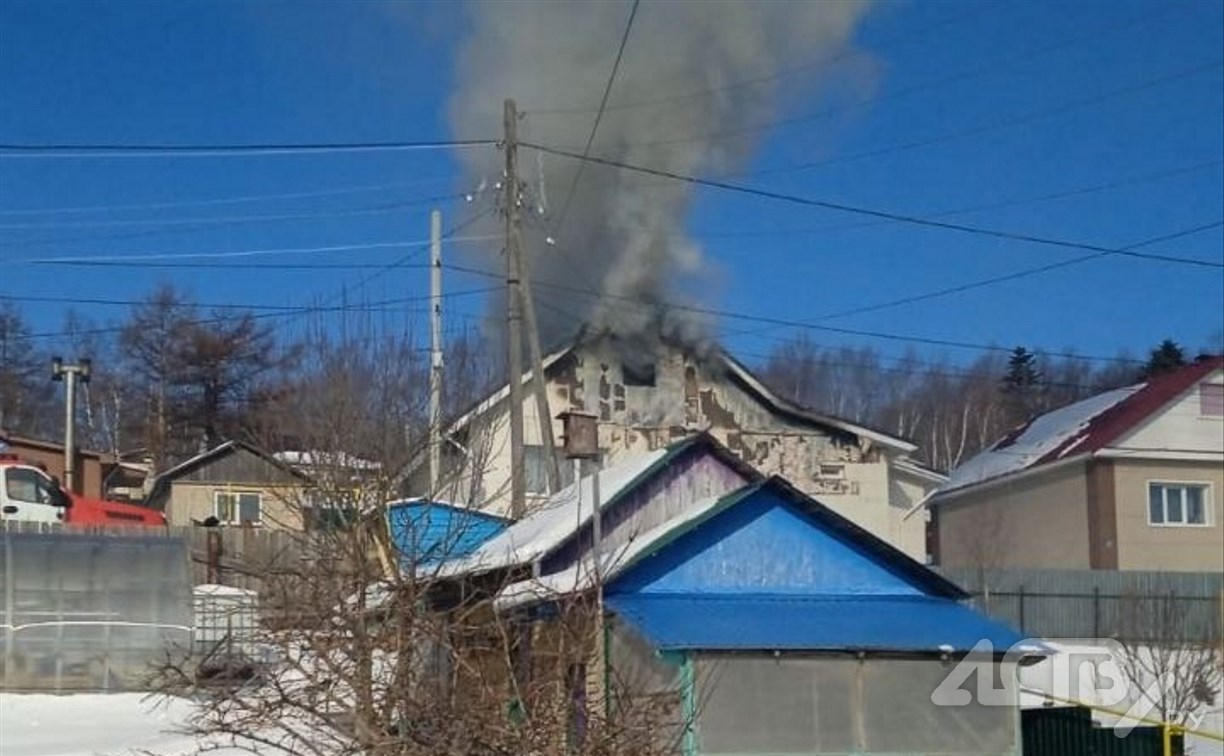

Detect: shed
596,478,1033,755
385,498,508,569
485,464,1035,755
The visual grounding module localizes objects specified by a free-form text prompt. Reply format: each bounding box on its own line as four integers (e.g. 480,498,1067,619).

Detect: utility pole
504,98,527,518
428,209,444,496
51,357,91,493
518,238,562,495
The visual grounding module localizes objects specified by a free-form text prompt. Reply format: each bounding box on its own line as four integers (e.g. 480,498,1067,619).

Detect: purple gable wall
540,448,753,576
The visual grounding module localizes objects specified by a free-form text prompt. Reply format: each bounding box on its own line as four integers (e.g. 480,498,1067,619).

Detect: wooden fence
0,521,304,591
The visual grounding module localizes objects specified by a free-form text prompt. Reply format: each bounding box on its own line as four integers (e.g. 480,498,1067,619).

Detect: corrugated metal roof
941,357,1224,495
386,499,507,567
606,594,1030,654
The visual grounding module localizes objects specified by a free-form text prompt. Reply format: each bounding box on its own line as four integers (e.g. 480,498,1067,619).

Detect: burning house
403,331,942,560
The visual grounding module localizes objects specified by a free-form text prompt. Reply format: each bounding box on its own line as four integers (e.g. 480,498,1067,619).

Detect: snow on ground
0,693,246,756
1019,641,1224,756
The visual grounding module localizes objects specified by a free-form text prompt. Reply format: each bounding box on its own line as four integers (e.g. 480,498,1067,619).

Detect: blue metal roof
606,594,1028,654
386,500,507,568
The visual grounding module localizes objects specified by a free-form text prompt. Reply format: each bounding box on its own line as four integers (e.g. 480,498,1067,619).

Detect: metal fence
939,567,1224,643
0,529,193,691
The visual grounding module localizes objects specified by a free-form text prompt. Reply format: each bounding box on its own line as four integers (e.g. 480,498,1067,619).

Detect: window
523,445,574,496
214,491,262,525
1201,383,1224,417
4,467,56,505
524,445,550,495
1148,483,1210,526
622,361,656,387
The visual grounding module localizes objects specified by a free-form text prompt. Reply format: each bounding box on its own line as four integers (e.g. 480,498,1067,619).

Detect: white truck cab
0,460,72,524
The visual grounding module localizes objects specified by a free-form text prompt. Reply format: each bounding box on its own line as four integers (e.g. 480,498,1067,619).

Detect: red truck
0,453,165,526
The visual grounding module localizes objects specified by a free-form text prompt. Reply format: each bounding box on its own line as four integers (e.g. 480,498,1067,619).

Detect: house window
524,445,550,495
215,491,262,525
1148,483,1210,526
623,361,656,387
1201,383,1224,417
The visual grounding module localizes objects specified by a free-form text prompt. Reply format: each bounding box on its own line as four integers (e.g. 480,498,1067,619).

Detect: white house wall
1113,368,1224,456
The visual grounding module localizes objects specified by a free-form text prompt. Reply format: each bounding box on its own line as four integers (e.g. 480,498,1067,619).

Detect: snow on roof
273,450,381,470
943,386,1141,493
439,447,670,577
493,490,728,611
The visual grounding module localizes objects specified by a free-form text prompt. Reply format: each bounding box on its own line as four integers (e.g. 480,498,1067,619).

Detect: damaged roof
939,356,1223,496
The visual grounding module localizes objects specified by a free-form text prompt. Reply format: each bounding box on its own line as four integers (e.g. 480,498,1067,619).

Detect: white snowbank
0,693,247,756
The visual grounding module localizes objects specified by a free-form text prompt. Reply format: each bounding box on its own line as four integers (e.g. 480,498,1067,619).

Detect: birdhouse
557,410,599,459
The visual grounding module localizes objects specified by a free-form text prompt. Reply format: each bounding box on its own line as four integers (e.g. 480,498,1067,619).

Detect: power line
0,175,455,217
551,0,641,237
569,156,1224,242
5,234,499,265
523,141,1224,270
750,59,1224,178
0,193,467,230
11,288,501,342
439,260,1151,365
529,289,1154,391
526,7,981,117
604,11,1204,152
0,138,497,158
0,287,496,313
814,219,1224,320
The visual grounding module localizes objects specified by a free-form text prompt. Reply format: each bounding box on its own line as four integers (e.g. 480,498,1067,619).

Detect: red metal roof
1028,356,1224,466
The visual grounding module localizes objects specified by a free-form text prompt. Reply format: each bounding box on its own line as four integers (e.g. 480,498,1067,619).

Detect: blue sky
1,0,1221,372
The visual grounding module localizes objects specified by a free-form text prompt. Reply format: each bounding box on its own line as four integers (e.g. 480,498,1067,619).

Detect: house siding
1112,459,1224,571
422,340,933,559
936,462,1091,569
165,481,305,530
1116,369,1224,453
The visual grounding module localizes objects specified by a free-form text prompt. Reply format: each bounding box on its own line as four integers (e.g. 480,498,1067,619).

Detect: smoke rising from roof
449,0,874,347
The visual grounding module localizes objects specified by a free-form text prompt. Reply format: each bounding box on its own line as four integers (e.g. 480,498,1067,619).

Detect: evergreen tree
1140,339,1186,380
1001,346,1044,427
1002,347,1043,391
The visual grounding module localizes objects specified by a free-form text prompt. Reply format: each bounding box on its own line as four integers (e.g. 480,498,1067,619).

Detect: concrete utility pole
51,357,91,493
504,98,527,518
518,237,562,495
428,209,444,496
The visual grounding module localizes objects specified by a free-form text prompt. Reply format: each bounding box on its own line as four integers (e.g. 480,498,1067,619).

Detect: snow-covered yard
0,693,245,756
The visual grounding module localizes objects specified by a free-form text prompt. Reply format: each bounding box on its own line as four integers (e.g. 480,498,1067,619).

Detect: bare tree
152,320,683,756
1116,592,1223,732
0,301,57,437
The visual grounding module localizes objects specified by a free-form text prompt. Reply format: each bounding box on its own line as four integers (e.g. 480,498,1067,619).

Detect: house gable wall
540,447,752,574
427,340,929,559
162,448,308,529
1112,369,1224,455
612,489,923,597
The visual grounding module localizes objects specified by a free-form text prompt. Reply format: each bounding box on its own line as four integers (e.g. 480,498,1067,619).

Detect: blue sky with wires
0,0,1221,368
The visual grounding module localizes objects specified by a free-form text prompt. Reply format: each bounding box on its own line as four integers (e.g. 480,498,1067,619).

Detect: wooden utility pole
504,99,527,518
428,209,444,496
